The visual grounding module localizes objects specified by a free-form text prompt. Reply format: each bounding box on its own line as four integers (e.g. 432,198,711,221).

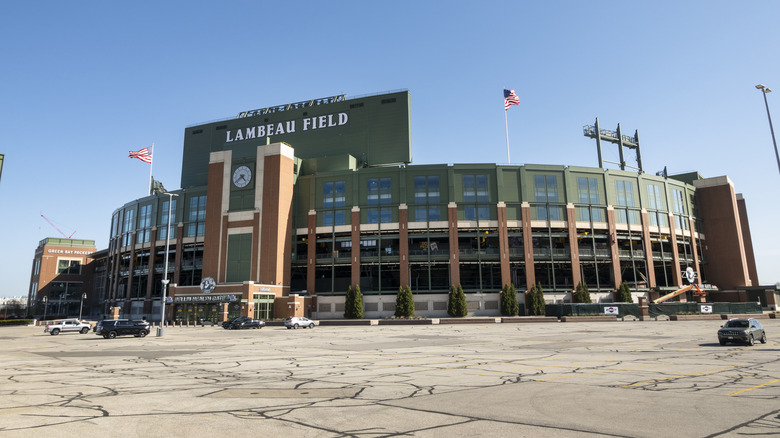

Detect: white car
285,317,315,329
44,319,91,335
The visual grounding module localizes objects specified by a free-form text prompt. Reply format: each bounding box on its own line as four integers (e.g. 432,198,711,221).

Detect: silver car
285,317,315,329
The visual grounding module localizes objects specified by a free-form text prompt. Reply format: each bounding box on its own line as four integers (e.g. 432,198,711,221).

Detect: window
414,176,441,221
533,175,562,221
122,208,135,247
463,175,490,220
576,177,604,222
158,198,177,240
615,180,640,225
647,184,665,210
366,208,392,224
136,204,152,244
323,181,346,208
672,189,687,230
647,184,666,227
57,259,81,275
367,178,391,205
322,181,346,226
186,195,207,237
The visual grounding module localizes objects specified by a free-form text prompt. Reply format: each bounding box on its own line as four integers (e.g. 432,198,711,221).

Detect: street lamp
158,191,178,337
42,296,48,322
755,84,780,175
78,292,87,321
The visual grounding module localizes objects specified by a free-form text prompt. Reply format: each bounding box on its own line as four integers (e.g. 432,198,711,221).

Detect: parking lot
1,319,778,437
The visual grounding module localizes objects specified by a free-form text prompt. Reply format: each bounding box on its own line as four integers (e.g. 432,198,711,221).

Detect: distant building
27,238,97,319
29,90,777,322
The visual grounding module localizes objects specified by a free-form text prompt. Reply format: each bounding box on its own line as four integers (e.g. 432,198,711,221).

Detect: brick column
566,203,582,288
688,216,701,285
606,206,622,289
640,209,656,288
448,202,460,287
351,207,361,287
521,202,534,291
399,204,409,288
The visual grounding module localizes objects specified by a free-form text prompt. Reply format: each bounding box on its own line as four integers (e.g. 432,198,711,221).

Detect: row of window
319,175,692,226
112,195,207,247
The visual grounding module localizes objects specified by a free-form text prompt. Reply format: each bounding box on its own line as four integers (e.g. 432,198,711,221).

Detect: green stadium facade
28,90,777,322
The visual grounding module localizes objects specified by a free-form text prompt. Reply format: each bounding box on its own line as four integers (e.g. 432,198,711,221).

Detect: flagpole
148,143,154,195
504,108,511,165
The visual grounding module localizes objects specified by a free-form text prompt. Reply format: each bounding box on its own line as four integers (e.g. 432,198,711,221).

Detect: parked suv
285,316,315,329
225,317,265,330
718,318,767,346
95,319,151,339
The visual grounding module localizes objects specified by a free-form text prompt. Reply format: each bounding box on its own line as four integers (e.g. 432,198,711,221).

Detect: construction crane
40,212,76,238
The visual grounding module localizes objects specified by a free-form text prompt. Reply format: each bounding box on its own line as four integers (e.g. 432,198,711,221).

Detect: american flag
504,89,520,110
129,148,152,164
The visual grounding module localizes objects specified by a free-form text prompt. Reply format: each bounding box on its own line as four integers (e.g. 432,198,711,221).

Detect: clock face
232,165,252,188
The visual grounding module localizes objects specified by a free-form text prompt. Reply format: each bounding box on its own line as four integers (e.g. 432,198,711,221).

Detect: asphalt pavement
1,319,778,437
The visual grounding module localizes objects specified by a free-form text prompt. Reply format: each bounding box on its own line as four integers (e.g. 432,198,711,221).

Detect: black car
224,316,264,330
95,319,151,339
718,318,767,346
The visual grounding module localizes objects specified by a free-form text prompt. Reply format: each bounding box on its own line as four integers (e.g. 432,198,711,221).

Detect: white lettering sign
700,305,713,313
226,112,347,144
604,306,619,315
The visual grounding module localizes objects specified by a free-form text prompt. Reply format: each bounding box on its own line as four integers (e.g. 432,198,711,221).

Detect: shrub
395,285,415,318
447,284,468,317
572,282,591,303
500,283,519,316
344,284,364,319
616,282,633,303
527,282,546,316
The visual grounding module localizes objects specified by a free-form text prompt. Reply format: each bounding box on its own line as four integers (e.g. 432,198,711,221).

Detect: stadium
27,90,777,322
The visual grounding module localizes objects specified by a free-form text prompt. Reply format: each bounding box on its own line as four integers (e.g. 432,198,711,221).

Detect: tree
616,281,633,303
527,282,546,316
572,282,591,304
395,285,415,318
447,284,468,317
344,284,364,319
500,283,519,316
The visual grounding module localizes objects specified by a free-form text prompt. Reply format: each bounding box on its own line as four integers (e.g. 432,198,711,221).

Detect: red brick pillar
566,204,582,288
521,202,535,291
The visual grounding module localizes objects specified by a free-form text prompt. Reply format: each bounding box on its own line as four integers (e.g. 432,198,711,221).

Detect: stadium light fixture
755,84,780,176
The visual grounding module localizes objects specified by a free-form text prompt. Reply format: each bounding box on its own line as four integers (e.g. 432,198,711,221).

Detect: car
95,319,151,339
44,319,91,335
718,318,767,346
285,316,315,329
225,316,264,330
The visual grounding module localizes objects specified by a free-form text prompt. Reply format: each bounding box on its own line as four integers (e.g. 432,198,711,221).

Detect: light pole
42,296,48,322
158,191,178,337
78,292,87,320
755,84,780,175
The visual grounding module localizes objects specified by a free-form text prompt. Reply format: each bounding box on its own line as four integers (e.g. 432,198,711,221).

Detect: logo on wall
200,277,216,294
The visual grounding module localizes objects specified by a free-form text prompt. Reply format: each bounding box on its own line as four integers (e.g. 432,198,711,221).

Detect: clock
232,165,252,188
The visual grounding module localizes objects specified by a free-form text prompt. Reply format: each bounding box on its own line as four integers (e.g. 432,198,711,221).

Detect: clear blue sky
1,1,778,298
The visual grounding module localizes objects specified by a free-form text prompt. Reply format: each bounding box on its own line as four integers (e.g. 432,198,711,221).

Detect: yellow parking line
728,378,780,396
620,365,741,388
538,363,668,381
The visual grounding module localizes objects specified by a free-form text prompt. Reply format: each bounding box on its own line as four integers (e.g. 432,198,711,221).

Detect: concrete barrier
501,316,558,323
561,315,617,322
